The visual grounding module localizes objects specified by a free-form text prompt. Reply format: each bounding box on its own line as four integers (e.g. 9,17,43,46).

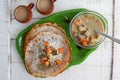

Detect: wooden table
0,0,120,80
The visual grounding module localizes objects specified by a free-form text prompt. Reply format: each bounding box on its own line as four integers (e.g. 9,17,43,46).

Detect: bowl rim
69,10,108,49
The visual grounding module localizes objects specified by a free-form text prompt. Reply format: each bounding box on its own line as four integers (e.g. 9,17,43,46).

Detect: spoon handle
95,30,120,44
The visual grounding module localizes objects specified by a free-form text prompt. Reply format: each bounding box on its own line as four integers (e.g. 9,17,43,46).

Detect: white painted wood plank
112,43,120,80
112,0,120,80
105,14,113,42
0,14,9,80
10,40,22,62
0,0,10,80
0,24,10,54
9,19,40,39
0,54,9,71
11,0,113,19
0,24,10,79
54,0,112,15
82,41,112,66
0,71,9,80
11,62,111,80
0,0,9,22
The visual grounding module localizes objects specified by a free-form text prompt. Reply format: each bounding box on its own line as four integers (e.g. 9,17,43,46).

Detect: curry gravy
72,13,104,46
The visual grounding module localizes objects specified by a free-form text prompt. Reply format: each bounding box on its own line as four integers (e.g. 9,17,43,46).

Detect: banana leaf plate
16,8,97,69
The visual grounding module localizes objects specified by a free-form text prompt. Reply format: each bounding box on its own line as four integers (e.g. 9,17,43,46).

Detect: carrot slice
46,48,52,53
81,39,87,46
58,47,64,53
56,59,62,65
44,41,49,46
40,57,48,64
82,41,87,46
74,19,82,26
82,39,87,42
40,60,46,64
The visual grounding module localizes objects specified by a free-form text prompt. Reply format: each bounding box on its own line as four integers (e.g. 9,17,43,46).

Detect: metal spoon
94,30,120,44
